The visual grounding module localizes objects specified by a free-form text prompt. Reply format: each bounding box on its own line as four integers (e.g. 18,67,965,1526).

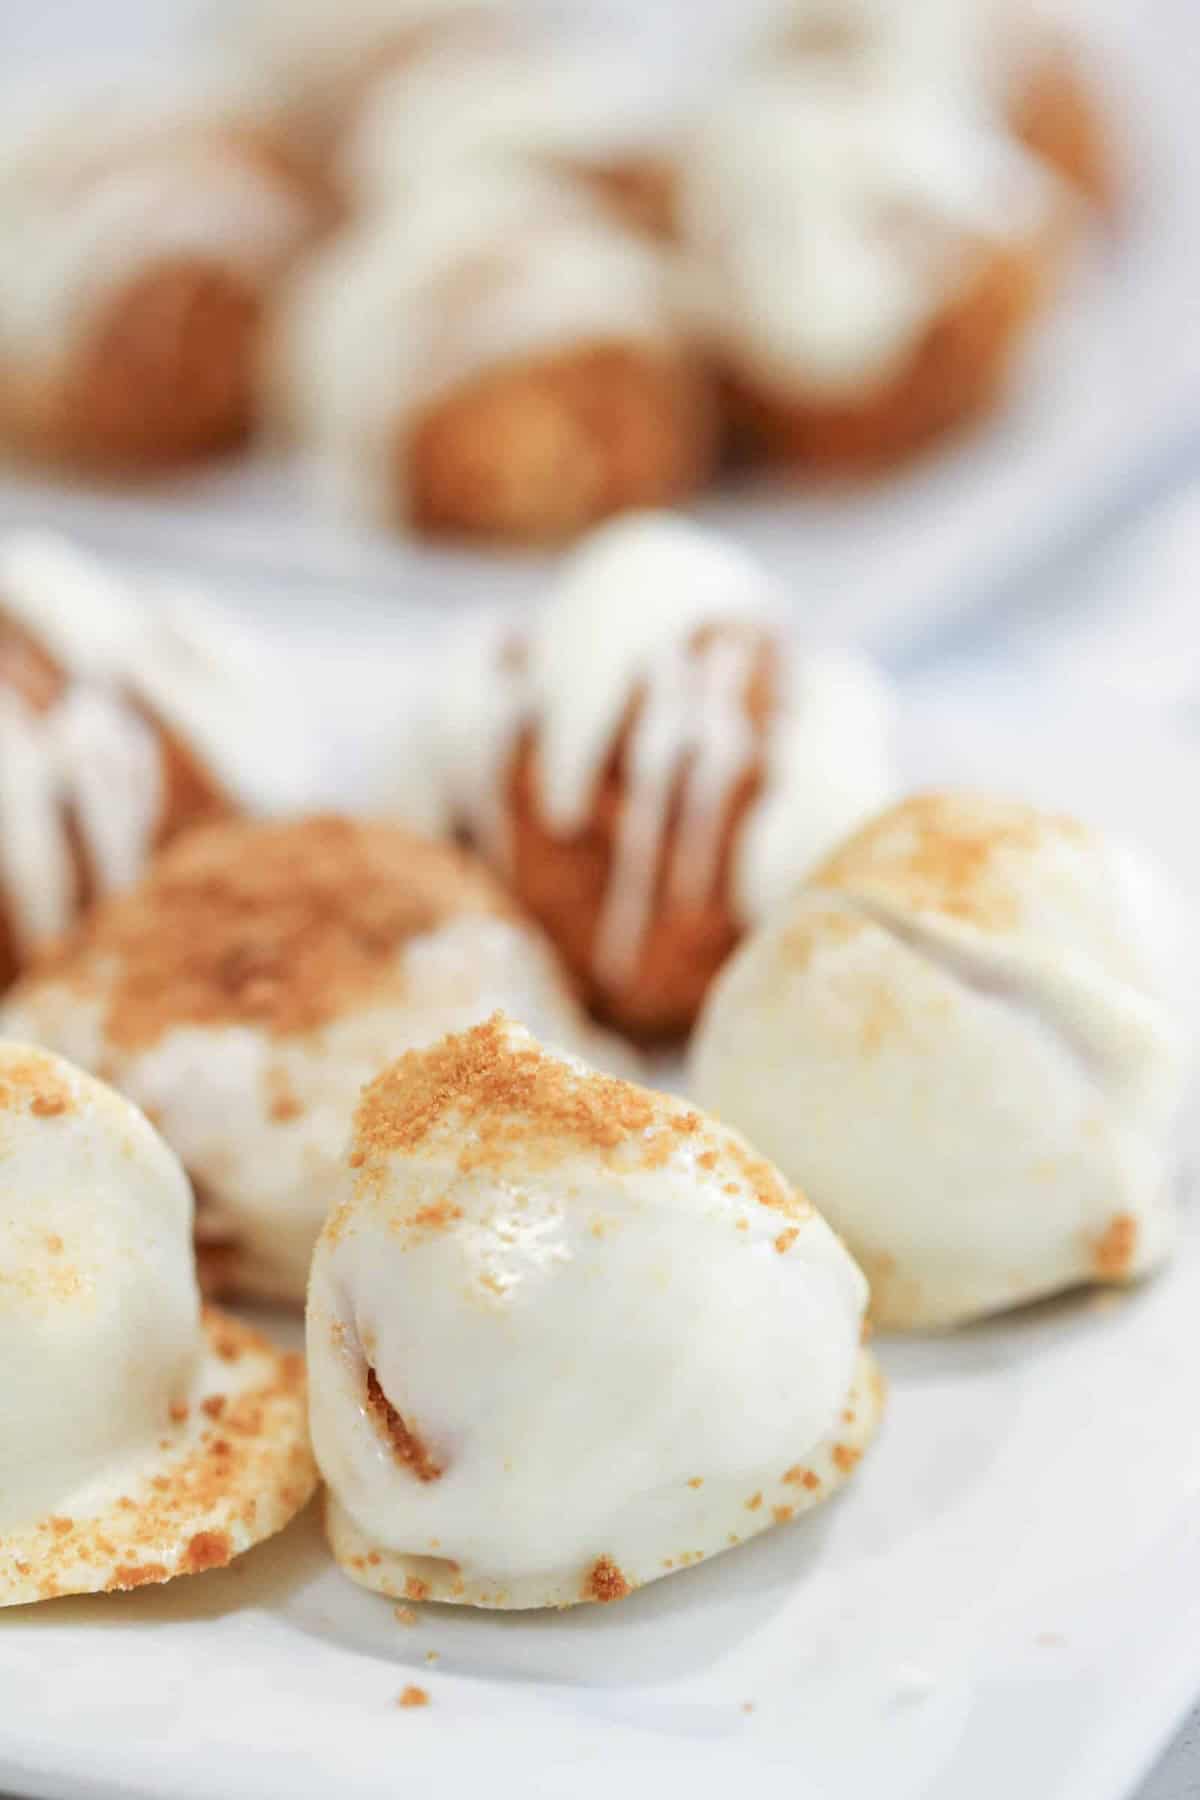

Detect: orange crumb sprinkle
584,1556,631,1604
1092,1213,1137,1280
397,1686,430,1709
394,1606,417,1626
404,1576,429,1603
832,1444,860,1475
184,1530,232,1574
32,817,515,1050
745,1492,763,1511
775,1228,799,1254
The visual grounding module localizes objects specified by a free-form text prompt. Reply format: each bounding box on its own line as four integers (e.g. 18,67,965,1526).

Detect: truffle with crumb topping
693,791,1190,1328
4,815,630,1307
310,1014,880,1609
0,1041,315,1606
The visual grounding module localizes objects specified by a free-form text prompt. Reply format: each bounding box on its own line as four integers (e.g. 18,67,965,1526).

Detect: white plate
0,0,1198,663
0,685,1197,1800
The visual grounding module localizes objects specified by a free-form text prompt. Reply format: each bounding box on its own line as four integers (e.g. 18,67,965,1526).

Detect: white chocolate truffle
678,60,1065,405
692,793,1190,1329
0,78,316,469
271,167,694,529
0,535,235,981
438,512,893,1036
3,817,632,1307
308,1015,881,1609
0,1042,315,1605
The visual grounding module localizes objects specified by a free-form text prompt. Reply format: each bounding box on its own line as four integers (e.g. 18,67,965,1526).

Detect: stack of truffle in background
0,0,1114,543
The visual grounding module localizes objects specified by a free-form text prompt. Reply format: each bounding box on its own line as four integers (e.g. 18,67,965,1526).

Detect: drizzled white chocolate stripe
440,514,894,989
0,684,162,956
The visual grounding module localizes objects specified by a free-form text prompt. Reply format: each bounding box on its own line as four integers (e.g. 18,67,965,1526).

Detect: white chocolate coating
4,915,635,1306
343,42,672,208
692,793,1190,1328
439,513,893,988
0,533,315,963
679,0,1070,397
0,1043,198,1535
0,1038,317,1604
308,1017,875,1606
231,0,507,140
272,168,678,522
0,83,312,372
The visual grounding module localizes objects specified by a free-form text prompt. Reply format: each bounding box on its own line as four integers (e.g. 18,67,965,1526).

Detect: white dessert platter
0,6,1198,1798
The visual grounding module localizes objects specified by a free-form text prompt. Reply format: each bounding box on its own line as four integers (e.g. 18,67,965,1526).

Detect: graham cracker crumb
397,1686,430,1709
1092,1213,1137,1280
184,1530,232,1574
817,792,1085,933
33,817,514,1050
584,1556,631,1604
0,1053,76,1119
30,1093,68,1118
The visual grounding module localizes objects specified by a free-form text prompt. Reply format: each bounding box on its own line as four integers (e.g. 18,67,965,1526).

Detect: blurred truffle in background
0,0,1119,536
675,0,1111,473
270,167,716,542
0,68,325,472
0,532,312,986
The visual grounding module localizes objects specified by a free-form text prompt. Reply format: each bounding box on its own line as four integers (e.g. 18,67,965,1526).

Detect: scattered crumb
584,1556,631,1603
745,1492,763,1511
775,1228,799,1255
393,1606,417,1627
1092,1213,1137,1280
397,1685,430,1709
425,1651,439,1664
687,1477,704,1489
741,1701,756,1715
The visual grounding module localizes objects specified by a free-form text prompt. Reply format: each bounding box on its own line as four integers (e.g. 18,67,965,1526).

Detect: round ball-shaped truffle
0,534,234,988
692,792,1190,1329
0,1044,199,1536
439,513,893,1038
0,97,318,473
3,815,626,1305
308,1014,880,1608
0,1042,316,1604
272,168,715,544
